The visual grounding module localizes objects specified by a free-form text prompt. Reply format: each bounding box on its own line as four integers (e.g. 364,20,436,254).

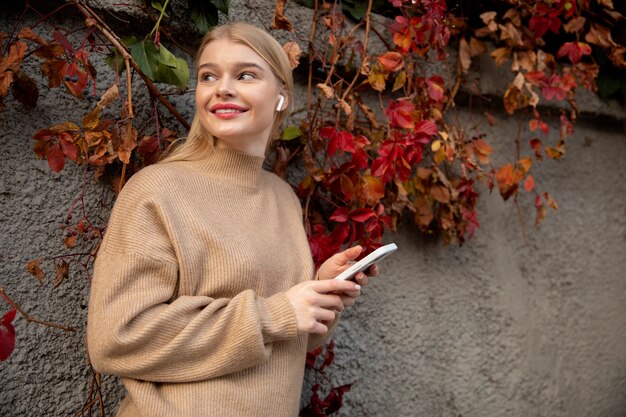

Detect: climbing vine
1,0,624,415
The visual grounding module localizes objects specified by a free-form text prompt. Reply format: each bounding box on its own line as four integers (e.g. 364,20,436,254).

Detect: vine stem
73,0,190,131
0,287,77,332
340,0,373,102
306,0,319,116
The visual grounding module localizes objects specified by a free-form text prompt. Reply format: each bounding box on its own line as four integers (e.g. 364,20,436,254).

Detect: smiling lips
210,103,249,119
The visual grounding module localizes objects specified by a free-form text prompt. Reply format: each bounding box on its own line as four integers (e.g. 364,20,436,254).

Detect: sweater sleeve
86,169,299,383
87,251,298,383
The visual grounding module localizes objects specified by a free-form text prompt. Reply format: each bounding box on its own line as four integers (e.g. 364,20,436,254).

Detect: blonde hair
161,22,294,163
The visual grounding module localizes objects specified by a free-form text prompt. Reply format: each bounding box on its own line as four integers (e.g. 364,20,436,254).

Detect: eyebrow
197,62,266,73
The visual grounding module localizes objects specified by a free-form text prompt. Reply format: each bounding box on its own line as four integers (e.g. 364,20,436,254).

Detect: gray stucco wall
1,1,625,416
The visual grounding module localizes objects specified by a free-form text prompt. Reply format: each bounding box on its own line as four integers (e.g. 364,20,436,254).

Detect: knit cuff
257,292,298,344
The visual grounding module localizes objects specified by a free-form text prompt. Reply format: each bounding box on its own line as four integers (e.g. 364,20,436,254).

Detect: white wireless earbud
276,95,285,112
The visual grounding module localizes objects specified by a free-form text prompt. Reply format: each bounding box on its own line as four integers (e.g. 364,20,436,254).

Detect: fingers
330,245,362,266
312,277,361,294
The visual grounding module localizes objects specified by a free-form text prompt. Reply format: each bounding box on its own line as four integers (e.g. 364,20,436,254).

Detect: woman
87,22,376,417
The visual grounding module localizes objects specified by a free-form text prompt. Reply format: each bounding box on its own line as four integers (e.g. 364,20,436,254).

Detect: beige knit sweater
87,147,329,417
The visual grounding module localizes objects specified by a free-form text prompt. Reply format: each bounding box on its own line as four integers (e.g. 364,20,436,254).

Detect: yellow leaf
392,70,406,92
431,140,442,152
82,109,100,130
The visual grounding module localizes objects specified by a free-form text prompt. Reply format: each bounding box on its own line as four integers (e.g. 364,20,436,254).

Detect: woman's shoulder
121,161,193,196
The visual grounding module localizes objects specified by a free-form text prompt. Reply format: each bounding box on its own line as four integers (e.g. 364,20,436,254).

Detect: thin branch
0,287,77,332
341,0,373,101
74,0,190,131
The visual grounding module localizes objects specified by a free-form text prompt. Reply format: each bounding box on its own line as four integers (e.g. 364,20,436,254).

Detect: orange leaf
40,59,66,88
430,185,450,203
282,41,302,69
360,175,385,205
316,83,334,99
517,157,532,175
491,47,510,66
495,163,520,200
26,259,45,284
472,139,492,164
544,192,558,210
54,260,69,289
64,235,77,249
272,0,294,31
377,52,403,72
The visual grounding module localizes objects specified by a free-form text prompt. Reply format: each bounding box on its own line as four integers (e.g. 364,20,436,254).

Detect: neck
192,146,265,188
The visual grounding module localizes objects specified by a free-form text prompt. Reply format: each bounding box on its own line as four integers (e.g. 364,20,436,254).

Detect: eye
200,73,217,82
239,72,255,81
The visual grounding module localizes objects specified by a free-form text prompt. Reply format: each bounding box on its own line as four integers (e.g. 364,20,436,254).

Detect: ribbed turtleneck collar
192,147,265,188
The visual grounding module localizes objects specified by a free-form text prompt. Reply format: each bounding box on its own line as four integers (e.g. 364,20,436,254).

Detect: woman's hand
316,245,380,287
285,279,361,335
315,245,380,308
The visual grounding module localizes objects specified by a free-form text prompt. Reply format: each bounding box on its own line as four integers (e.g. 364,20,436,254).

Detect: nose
216,75,236,97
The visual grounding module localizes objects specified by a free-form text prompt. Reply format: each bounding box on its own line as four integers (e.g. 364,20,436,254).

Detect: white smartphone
334,243,398,281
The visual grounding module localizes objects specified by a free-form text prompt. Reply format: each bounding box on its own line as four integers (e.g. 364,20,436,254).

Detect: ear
276,94,286,112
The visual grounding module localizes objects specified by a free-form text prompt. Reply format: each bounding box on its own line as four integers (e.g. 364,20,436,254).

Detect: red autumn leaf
320,340,334,370
306,346,322,368
59,132,78,161
349,208,376,223
377,51,404,72
426,76,445,102
63,61,88,98
529,119,549,135
557,41,592,64
324,383,352,414
330,207,349,223
524,175,535,192
0,309,17,362
385,99,415,129
53,30,73,53
138,135,162,166
530,138,543,160
525,70,548,86
326,129,355,156
47,142,65,172
535,194,547,225
413,120,438,140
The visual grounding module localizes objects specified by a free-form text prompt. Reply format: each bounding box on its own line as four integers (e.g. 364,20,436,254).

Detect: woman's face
195,38,286,156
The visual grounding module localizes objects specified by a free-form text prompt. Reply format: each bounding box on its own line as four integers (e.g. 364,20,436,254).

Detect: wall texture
1,1,625,417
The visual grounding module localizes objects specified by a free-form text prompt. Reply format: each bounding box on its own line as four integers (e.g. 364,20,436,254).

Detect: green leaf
281,125,303,141
211,0,230,15
129,39,160,79
151,1,170,16
154,44,189,88
597,73,624,99
189,0,218,33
